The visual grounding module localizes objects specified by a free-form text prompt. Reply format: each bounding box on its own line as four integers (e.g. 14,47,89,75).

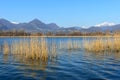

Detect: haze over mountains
0,18,120,33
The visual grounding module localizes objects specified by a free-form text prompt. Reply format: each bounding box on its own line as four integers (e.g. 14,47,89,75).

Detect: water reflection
3,54,9,63
10,54,57,79
1,37,120,80
12,55,48,70
85,51,120,61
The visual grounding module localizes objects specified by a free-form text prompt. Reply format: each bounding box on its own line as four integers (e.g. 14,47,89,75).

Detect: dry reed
11,38,49,60
84,37,120,52
59,39,81,50
3,42,9,54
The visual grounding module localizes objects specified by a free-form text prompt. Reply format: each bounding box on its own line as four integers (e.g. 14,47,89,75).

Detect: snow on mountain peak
11,22,19,24
95,22,116,27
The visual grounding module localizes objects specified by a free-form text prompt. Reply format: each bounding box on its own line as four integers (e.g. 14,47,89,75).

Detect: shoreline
0,36,120,38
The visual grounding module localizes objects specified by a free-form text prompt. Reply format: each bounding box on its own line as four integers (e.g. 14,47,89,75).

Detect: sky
0,0,120,28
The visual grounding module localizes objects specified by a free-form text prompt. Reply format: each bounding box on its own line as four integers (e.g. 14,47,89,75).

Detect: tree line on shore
0,30,120,36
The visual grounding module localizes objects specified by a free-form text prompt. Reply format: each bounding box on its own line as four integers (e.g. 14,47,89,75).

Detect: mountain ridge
0,18,120,33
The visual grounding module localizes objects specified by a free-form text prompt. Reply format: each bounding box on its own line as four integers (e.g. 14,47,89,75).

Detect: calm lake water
0,37,120,80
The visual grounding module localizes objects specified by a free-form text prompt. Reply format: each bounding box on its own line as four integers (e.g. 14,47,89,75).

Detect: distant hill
0,18,59,32
87,24,120,32
0,18,120,33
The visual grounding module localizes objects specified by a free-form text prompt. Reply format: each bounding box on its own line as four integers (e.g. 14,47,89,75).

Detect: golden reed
84,37,120,52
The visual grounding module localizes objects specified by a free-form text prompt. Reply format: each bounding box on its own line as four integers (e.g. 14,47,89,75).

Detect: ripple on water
1,37,120,80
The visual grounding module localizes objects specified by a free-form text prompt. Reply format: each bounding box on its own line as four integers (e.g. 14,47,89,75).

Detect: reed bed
2,37,78,61
2,36,120,60
59,39,81,50
3,42,10,54
84,37,120,52
9,37,82,58
4,36,119,61
51,42,57,58
11,38,49,61
1,37,59,61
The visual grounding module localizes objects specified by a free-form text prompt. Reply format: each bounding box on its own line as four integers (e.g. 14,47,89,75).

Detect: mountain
0,18,16,30
87,22,120,32
47,23,59,29
29,19,47,29
0,18,120,33
0,18,60,32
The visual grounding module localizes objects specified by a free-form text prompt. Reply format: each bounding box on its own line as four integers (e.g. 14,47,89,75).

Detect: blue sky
0,0,120,27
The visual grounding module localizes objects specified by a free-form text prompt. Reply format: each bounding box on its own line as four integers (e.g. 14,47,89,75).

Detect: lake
0,37,120,80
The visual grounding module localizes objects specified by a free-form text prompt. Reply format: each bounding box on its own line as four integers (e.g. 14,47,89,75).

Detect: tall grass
84,37,120,52
11,38,49,61
3,42,9,54
9,37,82,60
59,39,81,50
4,36,120,61
51,42,57,58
